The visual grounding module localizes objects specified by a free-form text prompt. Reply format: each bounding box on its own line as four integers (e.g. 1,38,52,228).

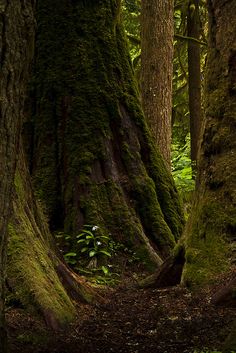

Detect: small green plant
55,225,120,285
76,225,113,260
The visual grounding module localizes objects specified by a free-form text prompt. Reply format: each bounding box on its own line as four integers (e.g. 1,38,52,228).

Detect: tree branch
174,34,207,46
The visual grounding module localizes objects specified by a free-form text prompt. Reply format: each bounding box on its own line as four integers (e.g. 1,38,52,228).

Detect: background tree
187,0,202,168
141,0,174,168
172,0,207,195
29,0,184,268
122,1,207,197
0,1,35,350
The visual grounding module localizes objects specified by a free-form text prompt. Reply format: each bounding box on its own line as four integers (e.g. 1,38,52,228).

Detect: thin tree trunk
0,1,35,350
141,0,174,168
187,0,202,168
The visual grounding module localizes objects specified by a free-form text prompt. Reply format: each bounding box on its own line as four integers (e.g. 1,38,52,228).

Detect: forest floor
6,270,235,353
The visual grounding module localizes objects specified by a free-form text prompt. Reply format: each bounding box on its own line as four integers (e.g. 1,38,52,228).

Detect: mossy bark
0,0,35,350
31,0,184,264
182,0,236,286
8,144,97,329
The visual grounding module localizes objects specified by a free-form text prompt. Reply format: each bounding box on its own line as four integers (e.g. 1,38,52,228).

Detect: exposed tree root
138,246,185,288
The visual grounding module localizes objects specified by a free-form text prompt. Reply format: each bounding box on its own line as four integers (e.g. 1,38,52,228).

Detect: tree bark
138,245,185,288
182,0,236,287
182,0,236,348
0,0,99,337
30,0,184,264
141,0,174,168
211,276,236,307
187,0,202,168
7,143,97,330
0,1,35,350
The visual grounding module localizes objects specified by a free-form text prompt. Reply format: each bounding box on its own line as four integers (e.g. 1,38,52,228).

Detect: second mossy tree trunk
141,0,174,168
183,0,236,349
182,0,236,287
31,0,184,264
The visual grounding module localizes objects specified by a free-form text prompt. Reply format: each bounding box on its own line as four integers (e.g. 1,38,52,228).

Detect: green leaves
89,250,96,257
64,252,77,265
75,225,113,260
99,250,112,257
172,134,195,194
55,225,119,285
101,266,109,275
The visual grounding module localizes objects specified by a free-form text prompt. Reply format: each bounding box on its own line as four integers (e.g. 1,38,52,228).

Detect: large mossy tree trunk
182,0,236,286
0,0,97,335
31,0,184,264
0,1,35,350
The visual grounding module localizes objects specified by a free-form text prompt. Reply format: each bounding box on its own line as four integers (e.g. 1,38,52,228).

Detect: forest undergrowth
6,267,235,353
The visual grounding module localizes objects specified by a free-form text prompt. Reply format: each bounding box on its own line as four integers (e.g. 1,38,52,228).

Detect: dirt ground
6,272,235,353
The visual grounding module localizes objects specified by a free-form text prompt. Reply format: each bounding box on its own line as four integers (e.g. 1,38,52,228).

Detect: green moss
9,163,77,325
32,0,184,262
131,176,176,254
14,169,25,199
8,220,76,325
134,244,158,271
183,199,232,287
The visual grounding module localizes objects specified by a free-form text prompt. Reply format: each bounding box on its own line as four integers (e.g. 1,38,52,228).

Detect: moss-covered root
8,145,97,329
8,216,76,329
55,261,97,304
138,244,185,288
